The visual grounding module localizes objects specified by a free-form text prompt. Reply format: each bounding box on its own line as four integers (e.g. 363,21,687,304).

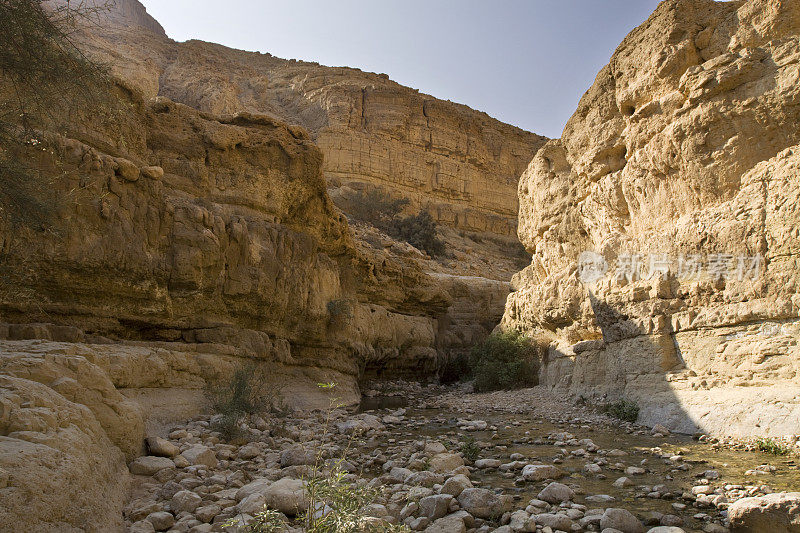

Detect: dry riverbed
125,382,800,533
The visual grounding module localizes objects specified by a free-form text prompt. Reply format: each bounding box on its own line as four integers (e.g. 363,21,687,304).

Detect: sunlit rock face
501,0,800,437
71,4,546,238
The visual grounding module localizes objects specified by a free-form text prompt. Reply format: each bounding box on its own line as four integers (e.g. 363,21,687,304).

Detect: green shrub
348,188,409,227
468,331,539,392
460,436,480,463
755,437,791,456
343,188,446,257
602,398,640,423
206,362,284,440
392,211,445,257
1,0,115,230
230,507,287,532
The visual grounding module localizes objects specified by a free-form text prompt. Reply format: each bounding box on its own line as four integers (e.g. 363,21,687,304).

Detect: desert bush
345,188,446,256
468,331,539,392
206,362,285,440
392,211,445,257
348,188,409,227
602,398,640,423
755,437,791,456
0,0,114,229
438,352,469,384
460,435,480,463
326,298,354,326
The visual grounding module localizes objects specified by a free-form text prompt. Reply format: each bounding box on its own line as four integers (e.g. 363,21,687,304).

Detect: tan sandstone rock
501,0,800,437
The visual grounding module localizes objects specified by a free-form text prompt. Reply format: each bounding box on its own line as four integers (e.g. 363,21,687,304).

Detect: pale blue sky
139,0,662,138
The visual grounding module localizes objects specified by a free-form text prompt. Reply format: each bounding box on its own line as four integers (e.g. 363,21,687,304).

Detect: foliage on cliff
348,188,445,257
0,0,112,229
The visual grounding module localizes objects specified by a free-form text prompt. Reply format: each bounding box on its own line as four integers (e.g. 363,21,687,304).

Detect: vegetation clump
206,362,285,441
347,188,409,227
438,351,469,384
467,331,540,392
460,435,480,463
226,383,408,533
1,0,114,229
602,398,640,423
393,211,445,257
347,188,445,257
754,437,791,456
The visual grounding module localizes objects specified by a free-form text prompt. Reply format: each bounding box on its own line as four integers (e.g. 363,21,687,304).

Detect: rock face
0,3,542,530
0,374,131,532
75,14,545,237
501,0,800,437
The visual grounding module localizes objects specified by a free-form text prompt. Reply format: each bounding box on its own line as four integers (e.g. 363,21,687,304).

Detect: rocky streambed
124,382,800,533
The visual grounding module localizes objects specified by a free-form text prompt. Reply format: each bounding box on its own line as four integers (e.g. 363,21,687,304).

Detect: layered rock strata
73,5,546,237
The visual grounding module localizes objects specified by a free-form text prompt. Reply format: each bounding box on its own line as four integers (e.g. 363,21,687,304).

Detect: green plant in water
755,437,791,456
468,331,540,392
460,435,480,463
602,398,640,423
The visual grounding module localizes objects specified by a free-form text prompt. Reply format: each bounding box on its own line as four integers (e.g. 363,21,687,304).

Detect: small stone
181,445,218,468
263,477,308,516
280,445,315,467
430,453,465,473
115,157,140,181
521,464,563,482
474,459,501,469
238,493,266,515
614,476,634,488
146,436,180,458
585,463,602,474
600,508,644,533
441,474,473,496
130,456,175,476
537,482,574,504
238,443,260,460
195,503,221,523
128,520,156,533
145,511,175,531
141,165,164,180
171,490,202,513
534,513,573,531
424,441,448,455
419,494,453,520
424,513,466,533
457,488,503,519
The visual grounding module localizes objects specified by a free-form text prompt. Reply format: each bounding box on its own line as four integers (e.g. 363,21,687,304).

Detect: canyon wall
0,3,539,527
0,81,442,530
502,0,800,437
75,9,546,237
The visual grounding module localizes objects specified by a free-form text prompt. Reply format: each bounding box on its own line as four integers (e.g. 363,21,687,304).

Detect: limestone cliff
502,0,800,437
79,28,544,239
0,3,544,526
